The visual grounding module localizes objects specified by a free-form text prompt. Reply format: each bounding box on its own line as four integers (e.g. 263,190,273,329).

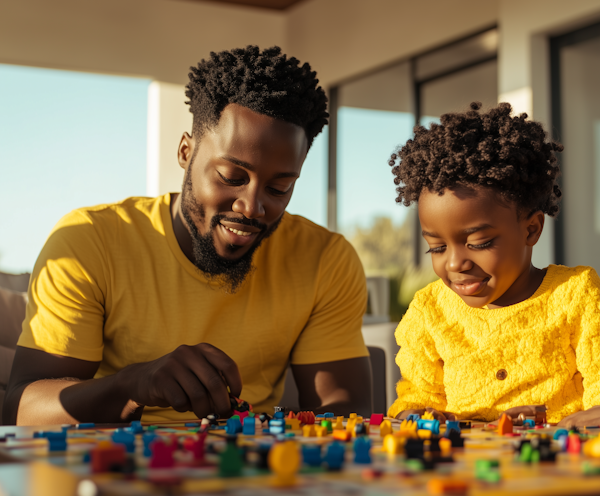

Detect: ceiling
192,0,305,10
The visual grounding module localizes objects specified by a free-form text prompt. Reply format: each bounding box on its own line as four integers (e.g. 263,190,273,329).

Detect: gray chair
0,283,29,424
279,345,387,415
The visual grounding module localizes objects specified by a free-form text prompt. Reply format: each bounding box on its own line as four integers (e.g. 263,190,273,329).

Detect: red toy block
333,430,352,442
369,414,384,426
91,442,126,473
183,432,206,465
287,411,297,419
567,434,581,454
234,410,249,420
297,411,316,425
149,439,175,468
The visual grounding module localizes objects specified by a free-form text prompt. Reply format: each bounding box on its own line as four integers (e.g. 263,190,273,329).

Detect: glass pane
337,62,415,321
560,34,600,269
416,29,498,81
0,64,150,273
286,128,327,227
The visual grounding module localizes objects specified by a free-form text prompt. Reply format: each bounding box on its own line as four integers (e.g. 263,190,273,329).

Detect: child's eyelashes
425,240,494,254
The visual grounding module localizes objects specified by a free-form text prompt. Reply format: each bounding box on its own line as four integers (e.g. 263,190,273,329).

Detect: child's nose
446,249,473,272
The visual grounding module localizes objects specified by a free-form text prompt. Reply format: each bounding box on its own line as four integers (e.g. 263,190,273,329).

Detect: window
551,21,600,270
0,64,150,273
331,27,498,320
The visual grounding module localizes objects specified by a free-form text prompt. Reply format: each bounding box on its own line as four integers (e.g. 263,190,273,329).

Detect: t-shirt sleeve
290,235,369,365
572,267,600,410
387,292,447,418
18,210,107,362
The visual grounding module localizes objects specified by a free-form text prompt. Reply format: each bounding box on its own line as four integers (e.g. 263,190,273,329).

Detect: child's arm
387,298,447,418
557,268,600,427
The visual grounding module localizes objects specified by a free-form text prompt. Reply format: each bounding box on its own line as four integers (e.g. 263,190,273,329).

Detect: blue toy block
225,418,243,435
417,419,440,435
273,411,285,419
325,441,345,471
112,429,136,453
129,420,144,434
302,445,322,467
553,428,569,440
523,419,535,428
142,432,158,457
406,414,421,422
185,422,199,428
269,419,286,435
46,432,67,451
242,417,255,435
77,423,95,430
445,420,460,433
323,412,335,418
353,437,371,464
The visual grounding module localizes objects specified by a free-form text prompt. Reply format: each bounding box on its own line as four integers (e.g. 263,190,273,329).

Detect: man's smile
218,220,262,249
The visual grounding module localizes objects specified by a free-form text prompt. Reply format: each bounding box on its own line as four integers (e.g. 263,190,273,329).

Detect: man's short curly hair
389,102,563,217
185,45,328,149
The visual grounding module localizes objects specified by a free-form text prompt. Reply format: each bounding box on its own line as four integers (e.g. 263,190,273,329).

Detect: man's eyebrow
220,155,299,179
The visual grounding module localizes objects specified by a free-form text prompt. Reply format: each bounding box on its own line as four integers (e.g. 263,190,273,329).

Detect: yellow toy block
584,437,600,458
379,420,393,437
382,434,404,455
397,420,418,438
439,437,452,456
286,418,301,431
346,418,357,432
417,429,432,439
349,413,358,420
314,425,329,437
422,411,435,420
333,416,344,430
268,440,300,487
302,425,316,437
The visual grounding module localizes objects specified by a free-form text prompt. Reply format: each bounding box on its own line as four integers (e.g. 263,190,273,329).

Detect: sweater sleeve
572,268,600,410
387,291,447,418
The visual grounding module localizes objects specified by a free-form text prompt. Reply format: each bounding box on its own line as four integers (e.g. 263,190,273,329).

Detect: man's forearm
14,374,142,426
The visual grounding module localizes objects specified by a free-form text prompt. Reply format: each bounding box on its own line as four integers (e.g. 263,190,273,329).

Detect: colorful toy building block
321,420,333,433
268,440,300,487
226,418,243,435
369,414,384,426
314,425,329,437
332,430,351,442
422,411,435,420
296,412,316,425
382,434,404,455
243,417,256,435
553,429,569,440
417,418,440,435
112,429,135,453
302,425,316,437
379,420,393,437
427,479,468,495
567,434,582,454
324,442,345,471
353,437,372,464
354,422,369,436
91,441,126,473
274,411,285,420
302,445,322,467
497,413,513,435
445,420,460,433
439,437,452,456
333,416,344,430
183,433,206,465
77,423,95,429
129,420,144,434
269,419,286,435
219,442,243,477
149,439,175,468
142,432,158,457
346,417,357,433
285,418,300,430
406,414,420,422
46,432,67,452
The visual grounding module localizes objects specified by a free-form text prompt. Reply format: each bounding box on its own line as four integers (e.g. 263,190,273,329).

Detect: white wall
0,0,286,84
498,0,600,267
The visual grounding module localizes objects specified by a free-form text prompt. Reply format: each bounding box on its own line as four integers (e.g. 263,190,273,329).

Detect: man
3,46,372,425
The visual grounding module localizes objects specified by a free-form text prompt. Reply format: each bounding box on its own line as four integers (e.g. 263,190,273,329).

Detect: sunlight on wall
0,64,150,273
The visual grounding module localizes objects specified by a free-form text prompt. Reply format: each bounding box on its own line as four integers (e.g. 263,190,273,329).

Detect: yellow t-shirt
387,265,600,423
19,194,368,421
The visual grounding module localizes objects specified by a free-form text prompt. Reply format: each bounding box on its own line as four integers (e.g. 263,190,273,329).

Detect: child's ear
525,211,545,246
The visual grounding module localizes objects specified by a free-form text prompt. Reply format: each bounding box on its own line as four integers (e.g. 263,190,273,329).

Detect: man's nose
232,186,266,220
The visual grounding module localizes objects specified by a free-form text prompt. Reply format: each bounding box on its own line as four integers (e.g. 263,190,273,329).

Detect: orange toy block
497,413,513,435
427,479,468,495
332,429,352,442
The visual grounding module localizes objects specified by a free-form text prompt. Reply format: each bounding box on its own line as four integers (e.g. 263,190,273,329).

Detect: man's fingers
163,381,192,413
182,348,232,415
175,369,212,418
197,343,243,397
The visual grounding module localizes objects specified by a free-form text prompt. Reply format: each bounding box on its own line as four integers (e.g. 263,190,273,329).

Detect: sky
0,64,150,273
0,64,420,274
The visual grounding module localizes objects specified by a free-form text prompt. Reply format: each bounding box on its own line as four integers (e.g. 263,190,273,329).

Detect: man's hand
502,405,546,423
396,407,456,423
557,406,600,428
121,343,242,419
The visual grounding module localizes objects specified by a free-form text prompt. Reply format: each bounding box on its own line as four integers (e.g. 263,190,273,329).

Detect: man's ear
178,132,195,170
525,210,545,247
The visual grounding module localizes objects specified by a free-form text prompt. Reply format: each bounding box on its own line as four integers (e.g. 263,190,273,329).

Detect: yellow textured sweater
388,265,600,423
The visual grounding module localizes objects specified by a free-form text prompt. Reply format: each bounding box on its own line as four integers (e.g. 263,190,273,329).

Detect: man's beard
180,169,282,293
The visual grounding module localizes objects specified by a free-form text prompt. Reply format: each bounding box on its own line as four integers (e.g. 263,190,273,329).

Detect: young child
387,102,600,427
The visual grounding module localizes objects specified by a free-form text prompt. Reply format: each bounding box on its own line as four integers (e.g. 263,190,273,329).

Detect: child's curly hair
389,102,563,217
